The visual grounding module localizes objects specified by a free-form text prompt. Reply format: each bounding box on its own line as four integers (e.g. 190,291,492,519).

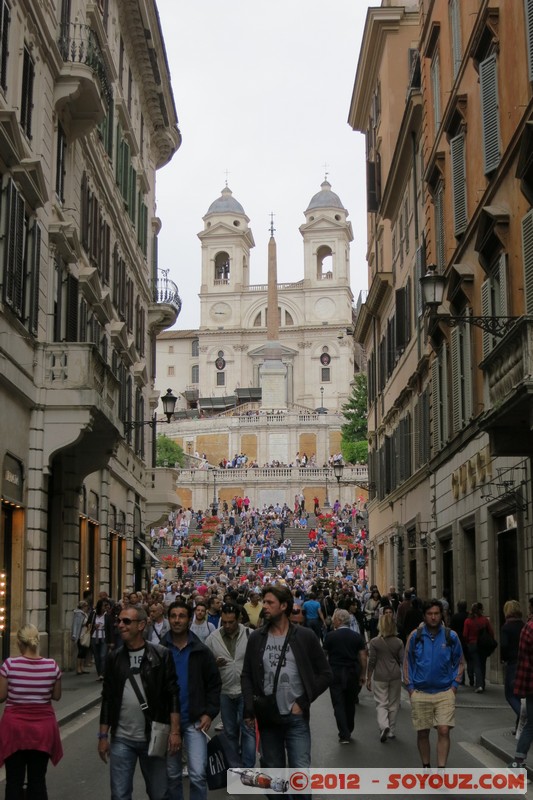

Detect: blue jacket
403,623,464,694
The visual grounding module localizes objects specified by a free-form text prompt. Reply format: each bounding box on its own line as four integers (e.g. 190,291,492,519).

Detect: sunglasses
119,617,139,625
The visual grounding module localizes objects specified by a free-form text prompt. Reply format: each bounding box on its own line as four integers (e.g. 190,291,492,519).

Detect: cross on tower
224,169,230,187
269,212,275,236
323,161,329,181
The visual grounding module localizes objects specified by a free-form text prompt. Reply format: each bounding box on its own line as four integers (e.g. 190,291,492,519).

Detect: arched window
214,251,230,283
317,245,333,280
191,364,199,383
191,338,199,357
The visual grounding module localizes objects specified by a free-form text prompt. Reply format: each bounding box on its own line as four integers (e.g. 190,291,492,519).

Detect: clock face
210,302,231,323
320,352,331,366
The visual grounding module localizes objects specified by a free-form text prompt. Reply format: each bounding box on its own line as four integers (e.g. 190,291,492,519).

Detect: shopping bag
206,732,242,790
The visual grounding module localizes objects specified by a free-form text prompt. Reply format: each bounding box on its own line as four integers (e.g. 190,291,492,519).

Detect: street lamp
420,265,517,337
123,388,177,468
333,461,344,486
317,386,327,415
123,388,178,431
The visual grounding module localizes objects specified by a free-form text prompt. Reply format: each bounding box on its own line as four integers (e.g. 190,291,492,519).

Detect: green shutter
451,132,467,236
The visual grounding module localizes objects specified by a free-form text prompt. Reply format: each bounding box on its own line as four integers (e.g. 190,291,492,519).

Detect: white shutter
451,133,467,236
480,54,500,174
463,325,473,422
451,327,461,433
481,279,492,360
450,0,462,78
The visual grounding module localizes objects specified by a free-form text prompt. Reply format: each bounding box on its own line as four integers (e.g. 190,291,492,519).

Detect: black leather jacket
99,641,180,734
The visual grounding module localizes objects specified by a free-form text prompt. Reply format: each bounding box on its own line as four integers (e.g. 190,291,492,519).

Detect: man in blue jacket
163,601,221,800
404,598,464,769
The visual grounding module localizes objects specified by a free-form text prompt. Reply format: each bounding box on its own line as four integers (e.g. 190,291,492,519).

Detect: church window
192,338,199,357
214,251,230,283
168,345,174,354
216,372,225,386
321,367,331,382
316,245,333,280
191,364,199,383
167,365,174,376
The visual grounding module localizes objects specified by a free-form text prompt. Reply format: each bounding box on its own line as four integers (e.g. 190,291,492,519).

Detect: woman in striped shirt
0,624,63,798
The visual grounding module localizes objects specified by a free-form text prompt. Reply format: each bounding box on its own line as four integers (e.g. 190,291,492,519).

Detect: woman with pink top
0,624,63,799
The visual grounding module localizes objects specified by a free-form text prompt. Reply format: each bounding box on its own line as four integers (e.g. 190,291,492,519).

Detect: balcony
480,316,533,455
54,23,112,138
148,270,182,334
36,343,122,474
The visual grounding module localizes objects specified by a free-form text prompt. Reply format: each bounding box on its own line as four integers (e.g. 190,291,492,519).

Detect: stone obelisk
260,214,287,410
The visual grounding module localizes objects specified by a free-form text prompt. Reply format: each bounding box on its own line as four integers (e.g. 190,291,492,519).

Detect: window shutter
480,54,500,174
28,221,41,336
395,287,407,350
451,327,461,433
431,357,441,453
522,210,533,314
435,181,446,270
366,161,379,212
525,0,533,81
65,273,79,342
430,51,441,130
450,0,462,78
415,240,426,317
451,132,467,236
498,252,508,316
463,325,473,421
79,298,88,342
0,1,10,92
481,279,492,359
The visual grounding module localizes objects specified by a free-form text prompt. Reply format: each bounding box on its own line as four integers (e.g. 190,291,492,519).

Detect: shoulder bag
477,625,498,657
253,627,293,726
128,669,170,758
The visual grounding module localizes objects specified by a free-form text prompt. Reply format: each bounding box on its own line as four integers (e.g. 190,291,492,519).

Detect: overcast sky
154,1,375,330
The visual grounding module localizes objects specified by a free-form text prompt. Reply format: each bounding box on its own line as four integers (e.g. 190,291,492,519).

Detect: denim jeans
110,737,168,800
259,713,311,800
91,638,108,677
167,723,207,800
516,694,533,760
220,693,256,767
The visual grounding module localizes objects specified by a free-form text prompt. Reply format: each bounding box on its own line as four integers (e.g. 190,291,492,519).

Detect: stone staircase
154,511,341,582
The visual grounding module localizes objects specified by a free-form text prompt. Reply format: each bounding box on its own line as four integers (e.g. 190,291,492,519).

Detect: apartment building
0,0,181,665
350,0,533,664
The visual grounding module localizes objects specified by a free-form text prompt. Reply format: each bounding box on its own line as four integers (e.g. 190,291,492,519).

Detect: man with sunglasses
97,606,181,800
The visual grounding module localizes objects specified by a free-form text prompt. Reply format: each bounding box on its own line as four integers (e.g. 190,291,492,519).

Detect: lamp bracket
433,313,517,338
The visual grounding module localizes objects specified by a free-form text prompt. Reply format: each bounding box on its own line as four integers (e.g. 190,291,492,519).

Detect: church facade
155,181,366,509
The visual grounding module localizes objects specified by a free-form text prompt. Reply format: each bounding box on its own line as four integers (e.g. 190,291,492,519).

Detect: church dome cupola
305,180,345,213
206,186,246,216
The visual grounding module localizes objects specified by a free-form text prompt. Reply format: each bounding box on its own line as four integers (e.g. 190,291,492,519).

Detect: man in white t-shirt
190,602,216,643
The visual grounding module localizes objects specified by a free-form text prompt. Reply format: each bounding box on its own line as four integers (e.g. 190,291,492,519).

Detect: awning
135,539,161,563
236,388,262,401
198,395,237,411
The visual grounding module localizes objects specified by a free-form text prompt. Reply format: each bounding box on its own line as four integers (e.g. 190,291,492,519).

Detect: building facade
350,0,533,673
0,0,181,665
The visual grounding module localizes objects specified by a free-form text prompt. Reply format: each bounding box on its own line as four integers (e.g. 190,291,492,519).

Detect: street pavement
0,665,527,798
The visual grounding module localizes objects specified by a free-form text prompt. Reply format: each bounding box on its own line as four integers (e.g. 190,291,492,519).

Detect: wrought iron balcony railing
58,22,112,106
